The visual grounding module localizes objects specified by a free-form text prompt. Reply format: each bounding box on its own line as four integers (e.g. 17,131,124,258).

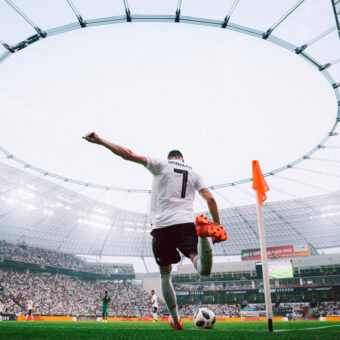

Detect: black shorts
151,223,198,266
152,306,158,313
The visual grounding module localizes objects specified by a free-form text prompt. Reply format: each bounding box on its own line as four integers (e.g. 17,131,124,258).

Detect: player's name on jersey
168,160,192,170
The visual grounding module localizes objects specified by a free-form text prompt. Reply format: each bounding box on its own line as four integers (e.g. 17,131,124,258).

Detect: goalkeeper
101,291,111,322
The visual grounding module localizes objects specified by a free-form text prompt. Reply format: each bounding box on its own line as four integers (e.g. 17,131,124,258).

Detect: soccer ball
194,308,216,329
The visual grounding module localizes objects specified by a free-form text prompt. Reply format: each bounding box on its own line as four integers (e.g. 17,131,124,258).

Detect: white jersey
146,157,207,228
27,300,33,310
151,294,158,308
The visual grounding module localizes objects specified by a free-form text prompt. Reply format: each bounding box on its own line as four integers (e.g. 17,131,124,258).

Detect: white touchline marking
274,325,340,332
3,324,340,333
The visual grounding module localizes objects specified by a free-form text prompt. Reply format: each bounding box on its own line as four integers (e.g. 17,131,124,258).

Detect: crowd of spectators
179,302,340,318
179,303,241,317
177,302,340,318
1,268,339,318
2,262,336,318
279,302,340,317
127,284,167,317
0,269,137,316
0,240,134,274
0,267,241,318
314,301,340,316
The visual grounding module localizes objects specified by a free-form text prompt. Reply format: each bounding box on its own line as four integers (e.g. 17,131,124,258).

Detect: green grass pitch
1,321,340,340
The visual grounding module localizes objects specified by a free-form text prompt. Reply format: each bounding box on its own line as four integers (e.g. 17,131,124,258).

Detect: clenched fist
82,132,102,144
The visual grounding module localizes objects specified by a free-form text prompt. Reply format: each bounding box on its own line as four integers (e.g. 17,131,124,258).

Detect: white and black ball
193,308,216,329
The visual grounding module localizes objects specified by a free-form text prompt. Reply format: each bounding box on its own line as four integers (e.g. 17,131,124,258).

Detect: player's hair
105,291,108,293
167,150,183,160
151,290,155,293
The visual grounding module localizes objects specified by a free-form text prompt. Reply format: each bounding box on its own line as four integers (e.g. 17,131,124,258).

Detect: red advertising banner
242,244,310,261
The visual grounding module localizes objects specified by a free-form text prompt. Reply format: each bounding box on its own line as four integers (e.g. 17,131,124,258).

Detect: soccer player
101,291,111,322
151,290,158,322
83,132,227,330
25,297,34,321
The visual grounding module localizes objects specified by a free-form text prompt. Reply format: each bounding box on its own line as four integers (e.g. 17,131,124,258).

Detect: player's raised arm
199,188,220,225
82,132,147,166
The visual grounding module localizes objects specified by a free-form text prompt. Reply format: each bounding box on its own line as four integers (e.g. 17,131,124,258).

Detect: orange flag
252,160,269,205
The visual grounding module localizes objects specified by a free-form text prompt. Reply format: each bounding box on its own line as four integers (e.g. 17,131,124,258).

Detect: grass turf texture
1,321,340,340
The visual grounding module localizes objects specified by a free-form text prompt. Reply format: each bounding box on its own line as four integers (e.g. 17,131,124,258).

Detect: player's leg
152,227,181,327
31,310,34,320
191,236,213,276
152,306,156,322
177,223,212,276
193,215,228,276
160,264,180,325
152,307,158,321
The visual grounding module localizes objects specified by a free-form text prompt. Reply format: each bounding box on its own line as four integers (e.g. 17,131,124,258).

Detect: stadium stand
1,266,339,318
0,240,134,275
0,269,139,317
179,304,241,318
0,242,339,318
126,283,167,317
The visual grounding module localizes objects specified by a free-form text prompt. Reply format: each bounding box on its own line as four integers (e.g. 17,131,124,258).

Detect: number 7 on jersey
174,169,188,198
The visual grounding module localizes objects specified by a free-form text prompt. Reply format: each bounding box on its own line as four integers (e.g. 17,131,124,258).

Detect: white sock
26,315,28,320
161,271,179,325
152,312,158,320
31,315,34,320
193,237,213,276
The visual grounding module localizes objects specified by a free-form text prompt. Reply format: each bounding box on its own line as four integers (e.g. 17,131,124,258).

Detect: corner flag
252,160,273,332
252,160,269,205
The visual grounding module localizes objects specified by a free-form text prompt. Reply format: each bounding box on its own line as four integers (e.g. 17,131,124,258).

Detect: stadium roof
1,161,340,257
0,1,340,259
0,0,339,196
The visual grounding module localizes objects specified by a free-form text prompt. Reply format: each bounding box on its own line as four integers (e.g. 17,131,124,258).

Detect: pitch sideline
2,322,340,333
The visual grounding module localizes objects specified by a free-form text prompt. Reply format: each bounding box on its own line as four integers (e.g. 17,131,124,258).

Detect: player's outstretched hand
82,132,102,144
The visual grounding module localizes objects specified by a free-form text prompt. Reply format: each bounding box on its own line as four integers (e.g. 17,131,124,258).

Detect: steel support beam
263,0,305,39
331,0,340,39
222,0,240,28
66,0,86,27
123,0,132,22
5,0,46,37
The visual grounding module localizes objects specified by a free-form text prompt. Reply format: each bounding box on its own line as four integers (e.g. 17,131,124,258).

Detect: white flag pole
255,191,273,331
